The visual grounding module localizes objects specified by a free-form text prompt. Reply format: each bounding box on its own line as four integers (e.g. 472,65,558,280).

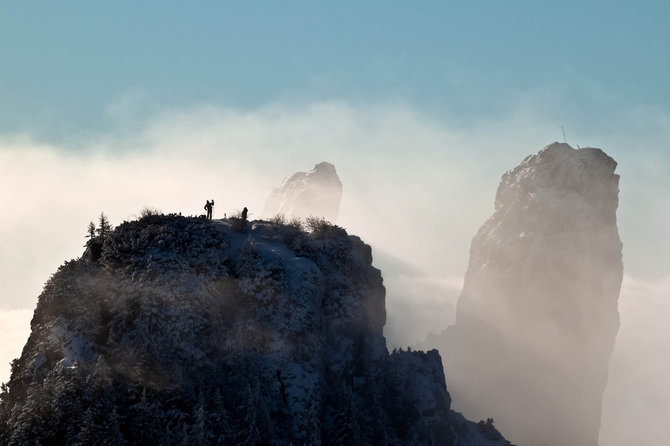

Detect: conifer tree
102,408,126,446
327,381,359,446
77,408,97,446
86,221,96,239
192,403,207,446
210,388,231,442
242,386,261,446
96,213,112,238
305,400,322,446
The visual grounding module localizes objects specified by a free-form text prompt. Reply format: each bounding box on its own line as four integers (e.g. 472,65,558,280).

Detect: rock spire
443,142,623,446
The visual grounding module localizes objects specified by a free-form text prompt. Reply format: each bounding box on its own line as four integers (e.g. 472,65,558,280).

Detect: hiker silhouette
241,207,248,221
204,200,214,219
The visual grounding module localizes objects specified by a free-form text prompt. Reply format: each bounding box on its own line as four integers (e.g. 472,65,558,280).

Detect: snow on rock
262,161,343,223
435,142,623,446
0,214,507,445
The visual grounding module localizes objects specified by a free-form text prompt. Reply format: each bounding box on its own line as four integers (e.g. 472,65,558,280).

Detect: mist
1,100,669,443
600,275,670,445
429,142,623,445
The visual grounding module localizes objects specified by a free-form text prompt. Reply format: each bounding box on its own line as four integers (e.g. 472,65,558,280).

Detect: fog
430,143,623,445
601,275,670,445
1,101,669,443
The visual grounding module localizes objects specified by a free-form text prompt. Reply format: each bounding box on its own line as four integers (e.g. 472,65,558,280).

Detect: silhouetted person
241,207,248,221
204,200,214,219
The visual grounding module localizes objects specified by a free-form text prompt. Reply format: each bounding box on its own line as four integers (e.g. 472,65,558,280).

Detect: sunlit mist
1,101,669,444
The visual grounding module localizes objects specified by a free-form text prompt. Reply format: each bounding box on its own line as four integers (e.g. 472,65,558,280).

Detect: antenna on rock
561,125,566,143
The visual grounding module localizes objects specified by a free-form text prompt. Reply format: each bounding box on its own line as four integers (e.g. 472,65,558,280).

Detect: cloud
383,273,463,347
0,309,33,383
0,99,669,438
0,101,539,311
0,100,517,384
600,274,670,445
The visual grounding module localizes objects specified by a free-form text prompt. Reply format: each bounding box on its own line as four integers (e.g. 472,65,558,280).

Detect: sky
1,2,669,444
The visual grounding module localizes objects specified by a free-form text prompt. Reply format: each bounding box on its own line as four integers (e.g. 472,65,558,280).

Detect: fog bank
1,101,669,444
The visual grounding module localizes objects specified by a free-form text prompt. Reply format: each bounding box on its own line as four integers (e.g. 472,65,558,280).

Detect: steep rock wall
444,142,623,446
0,215,506,445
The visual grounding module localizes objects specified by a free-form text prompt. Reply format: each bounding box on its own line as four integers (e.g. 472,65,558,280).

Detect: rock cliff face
443,143,623,446
0,214,507,445
263,162,343,223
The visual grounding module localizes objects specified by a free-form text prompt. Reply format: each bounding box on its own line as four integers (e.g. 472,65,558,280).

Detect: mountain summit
441,142,623,446
262,162,343,223
0,214,507,445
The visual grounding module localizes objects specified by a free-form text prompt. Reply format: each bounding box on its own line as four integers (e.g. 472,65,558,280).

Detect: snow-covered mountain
0,214,508,445
429,142,623,446
262,162,343,223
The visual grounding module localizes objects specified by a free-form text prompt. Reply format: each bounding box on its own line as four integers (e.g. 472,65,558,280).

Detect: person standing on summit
204,200,214,219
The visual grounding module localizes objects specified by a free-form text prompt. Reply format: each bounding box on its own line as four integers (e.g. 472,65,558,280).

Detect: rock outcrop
262,162,343,223
441,142,623,446
0,214,507,445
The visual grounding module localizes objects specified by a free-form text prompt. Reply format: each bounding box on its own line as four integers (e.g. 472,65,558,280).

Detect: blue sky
2,1,669,140
3,1,668,276
1,2,668,288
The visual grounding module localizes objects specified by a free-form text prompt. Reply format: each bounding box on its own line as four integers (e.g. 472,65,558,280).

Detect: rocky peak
495,142,619,223
262,162,343,223
313,161,338,176
437,143,622,446
0,214,507,445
